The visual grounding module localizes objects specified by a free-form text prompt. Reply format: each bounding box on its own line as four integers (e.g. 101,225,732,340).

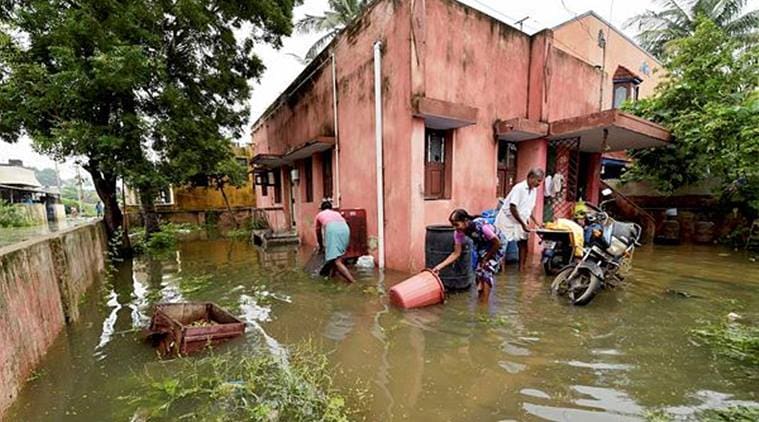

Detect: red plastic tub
389,270,445,309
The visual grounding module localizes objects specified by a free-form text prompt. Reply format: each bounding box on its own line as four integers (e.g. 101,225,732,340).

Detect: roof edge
552,10,662,66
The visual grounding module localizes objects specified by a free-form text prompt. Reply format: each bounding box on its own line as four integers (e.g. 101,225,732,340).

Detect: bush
131,223,202,255
124,344,360,421
0,200,33,228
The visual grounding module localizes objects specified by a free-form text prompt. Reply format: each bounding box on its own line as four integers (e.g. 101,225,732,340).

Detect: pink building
250,1,670,272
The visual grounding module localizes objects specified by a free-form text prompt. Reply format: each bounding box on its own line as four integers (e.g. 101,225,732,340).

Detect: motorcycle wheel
568,271,601,306
543,257,562,276
550,267,574,296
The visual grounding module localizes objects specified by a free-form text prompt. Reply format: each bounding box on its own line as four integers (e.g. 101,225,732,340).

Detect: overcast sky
2,0,756,179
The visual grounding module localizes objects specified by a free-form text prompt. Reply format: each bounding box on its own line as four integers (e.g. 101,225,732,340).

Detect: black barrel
425,225,473,290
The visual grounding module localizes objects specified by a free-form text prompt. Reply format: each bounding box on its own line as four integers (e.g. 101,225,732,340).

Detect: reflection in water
7,241,759,421
94,289,121,357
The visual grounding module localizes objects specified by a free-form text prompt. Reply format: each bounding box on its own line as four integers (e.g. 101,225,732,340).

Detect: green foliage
224,228,250,240
626,0,759,58
0,0,299,237
123,345,360,421
131,222,201,255
697,406,759,422
646,406,759,422
33,168,59,187
623,17,759,212
644,409,674,422
691,317,759,366
295,0,369,61
0,200,33,228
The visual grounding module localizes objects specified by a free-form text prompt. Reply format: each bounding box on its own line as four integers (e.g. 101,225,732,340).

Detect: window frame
322,149,333,199
303,157,313,203
424,128,453,200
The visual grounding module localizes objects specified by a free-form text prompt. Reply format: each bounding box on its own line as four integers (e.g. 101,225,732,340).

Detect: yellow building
125,147,257,227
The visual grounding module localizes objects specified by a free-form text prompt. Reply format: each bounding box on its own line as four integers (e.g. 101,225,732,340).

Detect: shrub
124,344,360,421
0,200,33,228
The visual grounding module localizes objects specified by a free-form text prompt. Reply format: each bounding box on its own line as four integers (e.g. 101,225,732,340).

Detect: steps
250,229,300,248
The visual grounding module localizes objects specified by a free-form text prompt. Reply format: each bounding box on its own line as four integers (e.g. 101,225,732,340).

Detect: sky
2,0,755,179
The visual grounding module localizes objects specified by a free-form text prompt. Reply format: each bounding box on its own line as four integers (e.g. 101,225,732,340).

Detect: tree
623,16,759,212
296,0,368,61
0,0,298,248
626,0,759,58
34,168,59,187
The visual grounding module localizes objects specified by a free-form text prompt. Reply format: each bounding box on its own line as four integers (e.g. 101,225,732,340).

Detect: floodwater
7,237,759,421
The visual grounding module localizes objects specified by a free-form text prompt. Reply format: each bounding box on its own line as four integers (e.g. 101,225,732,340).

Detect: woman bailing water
315,199,356,283
432,209,507,302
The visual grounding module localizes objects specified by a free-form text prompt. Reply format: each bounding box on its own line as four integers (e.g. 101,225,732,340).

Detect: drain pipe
331,53,341,207
373,41,386,269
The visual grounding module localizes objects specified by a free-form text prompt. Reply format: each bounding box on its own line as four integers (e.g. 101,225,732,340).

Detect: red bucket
389,270,445,309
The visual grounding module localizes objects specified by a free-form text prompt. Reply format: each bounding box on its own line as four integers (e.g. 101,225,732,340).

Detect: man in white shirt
495,168,545,271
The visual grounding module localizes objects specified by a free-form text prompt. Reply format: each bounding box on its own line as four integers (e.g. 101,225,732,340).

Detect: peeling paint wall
0,222,105,417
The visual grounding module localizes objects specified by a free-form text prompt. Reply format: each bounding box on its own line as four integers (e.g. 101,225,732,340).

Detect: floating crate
148,302,245,356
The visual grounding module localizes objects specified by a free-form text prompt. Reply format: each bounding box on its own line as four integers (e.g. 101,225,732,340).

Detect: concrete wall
253,0,412,262
0,221,106,417
18,204,47,225
251,0,664,272
552,13,663,109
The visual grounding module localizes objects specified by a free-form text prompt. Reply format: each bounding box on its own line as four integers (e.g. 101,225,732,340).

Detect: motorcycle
537,218,584,275
550,190,642,306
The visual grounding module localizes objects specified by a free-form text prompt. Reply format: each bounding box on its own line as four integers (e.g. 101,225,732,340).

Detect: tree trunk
218,183,239,229
87,165,131,256
139,189,161,237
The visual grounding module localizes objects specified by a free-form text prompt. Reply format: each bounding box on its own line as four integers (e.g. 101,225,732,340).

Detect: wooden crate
148,302,245,356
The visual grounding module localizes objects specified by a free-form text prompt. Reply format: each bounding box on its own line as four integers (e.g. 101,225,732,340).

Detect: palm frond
304,31,339,61
714,0,749,25
295,14,329,34
723,8,759,36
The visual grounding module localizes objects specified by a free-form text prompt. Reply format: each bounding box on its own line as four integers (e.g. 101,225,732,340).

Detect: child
432,209,508,302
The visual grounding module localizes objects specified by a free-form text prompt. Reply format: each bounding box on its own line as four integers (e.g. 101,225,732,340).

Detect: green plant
224,228,250,239
697,406,759,421
691,317,759,366
623,17,759,213
123,344,361,421
0,200,33,228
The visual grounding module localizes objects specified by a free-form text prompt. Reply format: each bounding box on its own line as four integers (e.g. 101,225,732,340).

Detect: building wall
0,221,106,418
402,0,533,268
552,13,663,109
252,0,413,265
251,1,664,272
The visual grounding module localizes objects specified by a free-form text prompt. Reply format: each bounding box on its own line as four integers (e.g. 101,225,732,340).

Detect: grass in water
646,406,759,422
691,317,759,366
124,343,363,421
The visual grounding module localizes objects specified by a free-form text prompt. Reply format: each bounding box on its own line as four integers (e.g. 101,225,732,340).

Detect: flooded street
7,238,758,421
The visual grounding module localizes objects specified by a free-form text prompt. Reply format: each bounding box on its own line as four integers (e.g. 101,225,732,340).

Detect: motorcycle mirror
601,188,613,197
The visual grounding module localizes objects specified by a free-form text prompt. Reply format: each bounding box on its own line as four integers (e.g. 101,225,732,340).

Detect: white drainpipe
331,53,341,207
373,41,385,269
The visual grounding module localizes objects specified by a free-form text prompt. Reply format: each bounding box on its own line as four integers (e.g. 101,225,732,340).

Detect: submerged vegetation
131,223,202,256
691,315,759,367
646,405,759,422
124,344,363,421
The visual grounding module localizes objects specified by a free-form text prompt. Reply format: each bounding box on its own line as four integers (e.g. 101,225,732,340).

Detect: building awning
252,136,335,168
413,96,478,129
251,153,286,169
494,117,549,141
282,136,335,162
548,109,670,152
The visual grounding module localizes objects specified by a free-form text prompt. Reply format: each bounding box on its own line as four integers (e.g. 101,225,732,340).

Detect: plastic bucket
389,270,445,309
